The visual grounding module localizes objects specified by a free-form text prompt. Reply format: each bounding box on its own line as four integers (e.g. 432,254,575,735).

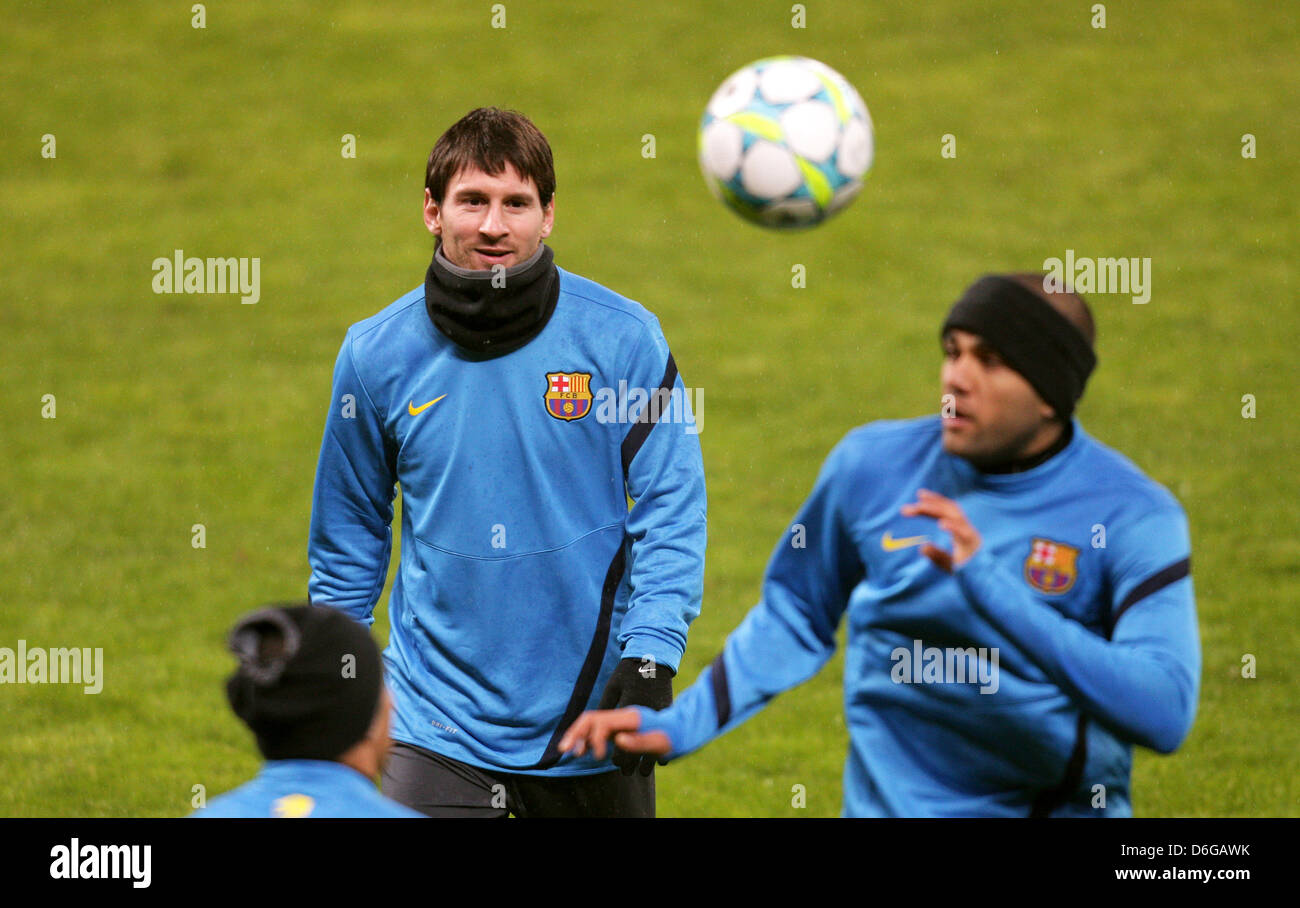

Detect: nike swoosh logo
408,395,447,416
881,531,929,552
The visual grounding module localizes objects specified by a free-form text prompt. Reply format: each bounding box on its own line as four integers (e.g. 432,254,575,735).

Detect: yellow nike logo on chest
881,531,929,552
408,395,447,416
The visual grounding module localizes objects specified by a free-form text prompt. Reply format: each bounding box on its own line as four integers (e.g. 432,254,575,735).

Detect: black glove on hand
596,657,675,776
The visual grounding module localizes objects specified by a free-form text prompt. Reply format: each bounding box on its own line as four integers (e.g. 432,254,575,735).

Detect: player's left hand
900,488,982,573
596,657,674,775
558,708,672,761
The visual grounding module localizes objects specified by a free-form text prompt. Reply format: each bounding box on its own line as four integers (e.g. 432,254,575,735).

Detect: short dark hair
425,107,556,207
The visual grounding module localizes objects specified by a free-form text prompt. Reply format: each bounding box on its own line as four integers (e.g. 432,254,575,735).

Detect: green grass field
1,0,1296,817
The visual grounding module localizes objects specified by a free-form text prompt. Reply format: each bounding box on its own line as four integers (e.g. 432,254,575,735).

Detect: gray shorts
381,740,655,818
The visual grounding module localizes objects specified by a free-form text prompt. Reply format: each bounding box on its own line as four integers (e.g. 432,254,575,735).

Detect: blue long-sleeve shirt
190,760,424,818
308,267,706,775
636,416,1198,816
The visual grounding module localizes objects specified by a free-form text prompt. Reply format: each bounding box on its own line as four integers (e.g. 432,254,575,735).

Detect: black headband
940,275,1097,420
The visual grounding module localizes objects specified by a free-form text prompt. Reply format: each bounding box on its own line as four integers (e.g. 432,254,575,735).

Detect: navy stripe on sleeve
1029,713,1089,817
621,353,678,475
1108,557,1191,638
709,652,731,729
1031,558,1191,814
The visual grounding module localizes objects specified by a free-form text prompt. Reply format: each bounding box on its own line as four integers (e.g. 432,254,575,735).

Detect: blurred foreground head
224,604,387,764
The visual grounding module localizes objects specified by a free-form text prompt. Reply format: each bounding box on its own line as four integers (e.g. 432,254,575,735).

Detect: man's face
940,329,1057,465
424,162,554,271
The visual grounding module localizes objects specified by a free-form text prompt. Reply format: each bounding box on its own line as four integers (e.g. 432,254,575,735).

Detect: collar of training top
424,242,560,358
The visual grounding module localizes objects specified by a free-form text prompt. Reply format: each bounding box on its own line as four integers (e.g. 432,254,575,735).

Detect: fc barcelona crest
1024,537,1079,594
544,371,593,421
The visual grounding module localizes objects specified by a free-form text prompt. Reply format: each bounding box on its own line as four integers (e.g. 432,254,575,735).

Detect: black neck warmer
424,243,560,357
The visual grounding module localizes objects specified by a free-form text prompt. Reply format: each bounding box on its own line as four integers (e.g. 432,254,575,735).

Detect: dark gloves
597,657,675,775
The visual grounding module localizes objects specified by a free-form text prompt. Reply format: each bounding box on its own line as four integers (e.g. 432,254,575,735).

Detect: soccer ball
698,56,874,230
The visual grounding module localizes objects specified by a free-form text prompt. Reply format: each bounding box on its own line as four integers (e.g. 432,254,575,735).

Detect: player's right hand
558,708,672,761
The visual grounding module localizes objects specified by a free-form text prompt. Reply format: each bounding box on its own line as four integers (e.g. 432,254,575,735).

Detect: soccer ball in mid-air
698,56,873,230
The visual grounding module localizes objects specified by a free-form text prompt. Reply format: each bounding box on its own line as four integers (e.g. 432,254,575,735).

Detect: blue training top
191,760,424,818
636,416,1198,816
308,266,707,776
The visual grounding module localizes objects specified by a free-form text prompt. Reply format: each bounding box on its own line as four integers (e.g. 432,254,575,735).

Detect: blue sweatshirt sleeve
633,438,864,758
307,332,399,626
617,324,708,673
953,506,1199,754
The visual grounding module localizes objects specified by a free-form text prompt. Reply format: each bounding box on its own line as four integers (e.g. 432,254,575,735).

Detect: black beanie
225,604,384,762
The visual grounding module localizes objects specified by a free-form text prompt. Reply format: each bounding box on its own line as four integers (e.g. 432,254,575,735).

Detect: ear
423,188,441,236
540,195,555,240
